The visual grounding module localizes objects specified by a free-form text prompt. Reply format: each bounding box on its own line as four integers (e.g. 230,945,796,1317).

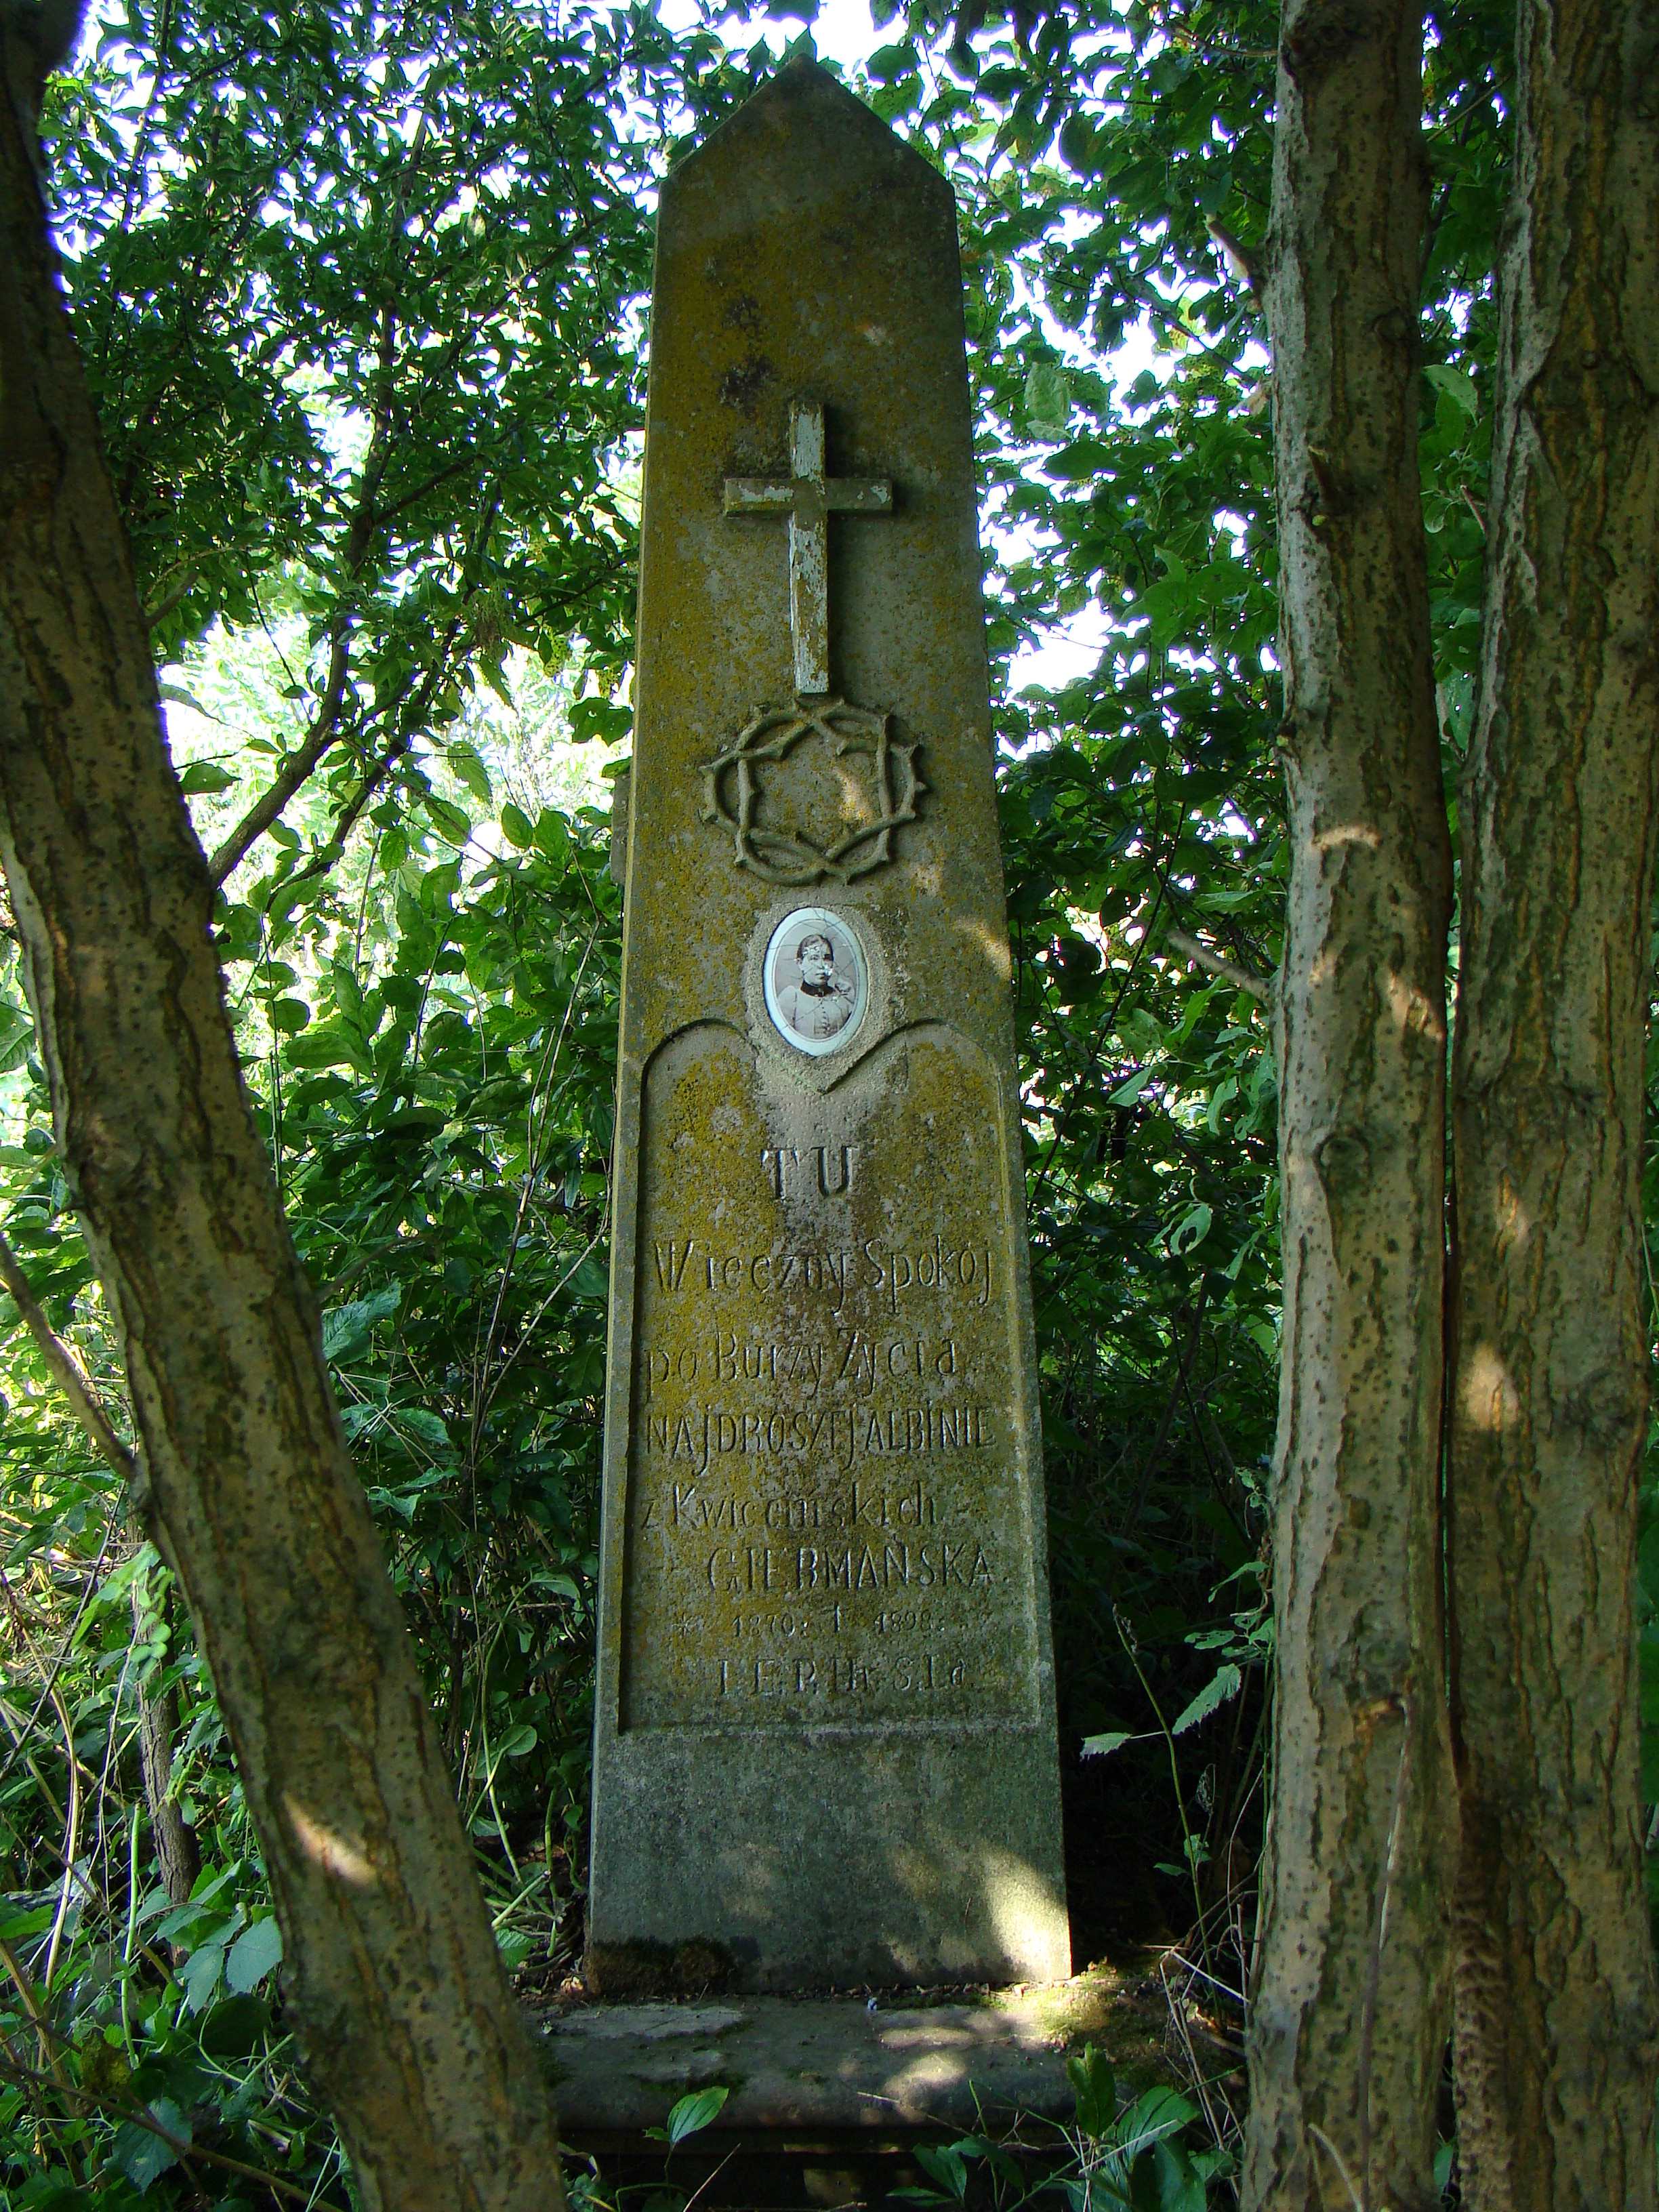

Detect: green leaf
449,743,493,804
181,1942,224,2013
321,1284,403,1363
1114,2084,1197,2157
1152,2136,1209,2212
914,2143,970,2199
1025,361,1072,439
178,761,239,795
867,40,918,83
496,1927,535,1972
225,1916,283,1994
0,1904,56,1940
394,1406,451,1449
198,1991,271,2057
110,2098,188,2192
1080,1729,1138,1760
567,697,632,744
1066,2043,1118,2137
1169,1664,1242,1736
1046,437,1111,483
1423,362,1478,417
1168,1202,1212,1256
426,794,473,846
501,802,535,849
283,1024,362,1071
665,2083,729,2145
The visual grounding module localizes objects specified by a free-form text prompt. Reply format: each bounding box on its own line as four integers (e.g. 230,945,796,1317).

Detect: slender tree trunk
0,12,567,2209
1244,4,1454,2206
131,1575,201,1912
1447,3,1659,2205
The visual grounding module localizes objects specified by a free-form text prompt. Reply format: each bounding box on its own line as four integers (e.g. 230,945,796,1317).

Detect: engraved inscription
762,1143,858,1197
620,1023,1042,1728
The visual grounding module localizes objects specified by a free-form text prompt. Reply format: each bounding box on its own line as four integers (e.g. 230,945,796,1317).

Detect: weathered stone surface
537,1980,1161,2134
588,57,1069,1990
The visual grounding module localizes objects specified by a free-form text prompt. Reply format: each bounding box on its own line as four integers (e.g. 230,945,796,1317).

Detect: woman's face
799,937,835,988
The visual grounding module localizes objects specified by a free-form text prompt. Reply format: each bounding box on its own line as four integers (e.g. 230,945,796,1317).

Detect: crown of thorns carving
699,699,926,886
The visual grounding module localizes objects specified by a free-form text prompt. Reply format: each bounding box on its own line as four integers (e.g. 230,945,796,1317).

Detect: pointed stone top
668,51,949,209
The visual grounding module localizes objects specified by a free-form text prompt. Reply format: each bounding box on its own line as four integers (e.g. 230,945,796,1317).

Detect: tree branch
144,563,199,632
207,626,354,886
0,1227,137,1482
207,272,409,888
1165,926,1272,1002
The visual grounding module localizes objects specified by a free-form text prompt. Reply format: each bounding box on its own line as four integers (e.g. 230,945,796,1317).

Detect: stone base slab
533,1969,1166,2137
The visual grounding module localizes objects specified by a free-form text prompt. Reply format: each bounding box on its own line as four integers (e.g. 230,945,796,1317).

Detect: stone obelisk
588,58,1069,1992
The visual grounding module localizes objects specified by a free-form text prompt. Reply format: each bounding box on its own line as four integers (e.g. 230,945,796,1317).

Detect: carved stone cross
723,399,893,698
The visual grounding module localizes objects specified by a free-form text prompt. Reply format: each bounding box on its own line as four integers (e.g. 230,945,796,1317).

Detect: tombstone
588,56,1069,1993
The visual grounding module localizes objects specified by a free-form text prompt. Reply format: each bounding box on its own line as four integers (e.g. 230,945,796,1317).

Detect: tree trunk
1244,4,1454,2207
1447,3,1659,2205
0,12,567,2209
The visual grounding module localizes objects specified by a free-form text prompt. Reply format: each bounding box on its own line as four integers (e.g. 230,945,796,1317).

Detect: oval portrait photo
762,907,869,1058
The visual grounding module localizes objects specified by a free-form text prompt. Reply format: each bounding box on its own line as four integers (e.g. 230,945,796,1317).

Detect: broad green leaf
1152,2137,1208,2212
198,1991,271,2057
225,1916,283,1994
178,760,239,795
665,2083,729,2144
1423,362,1479,417
496,1927,535,1972
913,2142,969,2199
1080,1729,1138,1760
0,1904,55,1940
426,794,473,846
181,1942,224,2013
1066,2043,1118,2138
1025,361,1072,439
394,1407,451,1450
1170,1664,1242,1736
1168,1203,1212,1256
449,743,493,804
1114,2085,1197,2156
110,2098,188,2192
322,1284,402,1364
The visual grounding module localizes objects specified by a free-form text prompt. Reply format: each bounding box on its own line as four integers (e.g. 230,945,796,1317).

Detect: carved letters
620,1026,1041,1729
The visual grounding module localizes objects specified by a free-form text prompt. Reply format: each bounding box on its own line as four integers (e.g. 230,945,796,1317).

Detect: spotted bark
1447,4,1659,2206
0,10,567,2207
1244,3,1454,2207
